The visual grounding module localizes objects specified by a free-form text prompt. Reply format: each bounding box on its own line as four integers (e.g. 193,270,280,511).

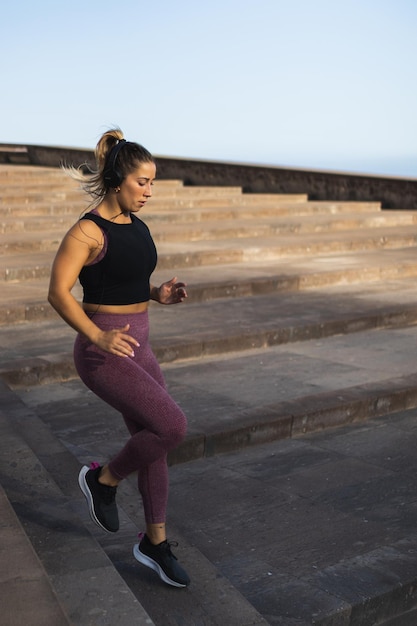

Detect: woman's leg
75,311,190,586
74,311,186,525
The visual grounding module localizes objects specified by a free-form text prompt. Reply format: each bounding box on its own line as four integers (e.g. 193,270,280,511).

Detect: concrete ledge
0,143,416,210
168,373,417,464
3,296,417,387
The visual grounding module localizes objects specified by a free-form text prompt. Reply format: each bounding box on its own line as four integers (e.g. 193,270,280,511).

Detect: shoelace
161,541,179,561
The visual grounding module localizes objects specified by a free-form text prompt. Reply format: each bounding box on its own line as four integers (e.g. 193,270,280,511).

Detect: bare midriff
83,301,149,314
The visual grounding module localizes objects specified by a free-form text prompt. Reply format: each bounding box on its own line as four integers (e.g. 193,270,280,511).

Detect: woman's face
118,161,156,213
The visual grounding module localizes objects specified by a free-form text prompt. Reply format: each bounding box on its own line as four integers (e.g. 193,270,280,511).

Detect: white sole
78,465,112,533
133,543,187,588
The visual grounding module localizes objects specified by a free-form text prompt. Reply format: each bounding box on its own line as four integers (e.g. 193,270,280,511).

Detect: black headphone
103,139,127,188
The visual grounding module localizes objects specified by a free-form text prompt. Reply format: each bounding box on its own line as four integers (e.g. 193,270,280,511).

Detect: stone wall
1,143,416,210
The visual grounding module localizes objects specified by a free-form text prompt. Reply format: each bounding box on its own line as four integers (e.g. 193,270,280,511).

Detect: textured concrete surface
0,483,71,626
4,373,417,625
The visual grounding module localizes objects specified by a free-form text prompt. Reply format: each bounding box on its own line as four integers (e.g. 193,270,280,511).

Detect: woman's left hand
156,277,188,304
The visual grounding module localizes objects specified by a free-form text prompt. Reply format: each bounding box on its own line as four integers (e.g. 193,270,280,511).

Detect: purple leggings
73,310,187,524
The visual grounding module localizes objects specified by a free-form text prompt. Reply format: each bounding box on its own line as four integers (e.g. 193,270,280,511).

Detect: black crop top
78,212,157,305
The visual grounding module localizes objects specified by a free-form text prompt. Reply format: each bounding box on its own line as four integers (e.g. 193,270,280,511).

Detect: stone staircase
2,164,417,625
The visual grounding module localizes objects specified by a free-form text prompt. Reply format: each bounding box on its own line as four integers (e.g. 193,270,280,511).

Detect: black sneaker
133,533,190,588
78,463,119,533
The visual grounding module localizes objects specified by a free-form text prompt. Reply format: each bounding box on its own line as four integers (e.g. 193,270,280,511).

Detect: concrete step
0,214,78,234
3,211,417,253
0,190,87,205
2,249,417,325
0,189,244,207
0,481,72,626
151,192,311,208
0,200,87,218
0,383,157,626
1,231,63,254
0,379,271,626
0,165,172,185
146,408,417,625
0,196,310,218
0,194,311,218
150,211,417,242
1,277,417,387
151,198,380,212
0,174,306,205
154,227,417,267
157,184,244,196
0,202,387,235
0,165,180,191
0,165,75,180
1,180,85,192
0,197,381,221
80,208,416,236
5,325,417,624
3,226,417,282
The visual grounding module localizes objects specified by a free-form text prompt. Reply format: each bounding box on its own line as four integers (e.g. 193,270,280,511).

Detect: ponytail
63,127,154,209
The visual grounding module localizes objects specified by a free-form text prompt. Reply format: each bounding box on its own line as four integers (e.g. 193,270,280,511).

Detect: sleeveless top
78,212,157,305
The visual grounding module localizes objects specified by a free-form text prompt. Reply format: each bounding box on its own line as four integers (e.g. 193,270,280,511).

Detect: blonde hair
65,127,154,208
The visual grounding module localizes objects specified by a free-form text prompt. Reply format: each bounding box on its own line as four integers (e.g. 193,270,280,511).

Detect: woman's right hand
95,324,140,357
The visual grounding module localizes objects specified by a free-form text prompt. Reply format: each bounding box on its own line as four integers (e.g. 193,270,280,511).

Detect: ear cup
103,139,127,188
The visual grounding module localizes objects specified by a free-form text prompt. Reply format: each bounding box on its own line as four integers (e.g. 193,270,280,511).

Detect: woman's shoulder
63,212,106,246
78,211,110,234
81,210,108,226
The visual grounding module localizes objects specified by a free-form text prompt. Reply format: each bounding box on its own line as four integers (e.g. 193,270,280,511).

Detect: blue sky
1,0,416,176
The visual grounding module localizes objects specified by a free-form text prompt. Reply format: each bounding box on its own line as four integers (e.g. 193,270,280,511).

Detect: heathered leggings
73,310,187,524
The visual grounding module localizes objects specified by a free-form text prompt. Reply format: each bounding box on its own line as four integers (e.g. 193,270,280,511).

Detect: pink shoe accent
90,461,101,470
137,531,145,542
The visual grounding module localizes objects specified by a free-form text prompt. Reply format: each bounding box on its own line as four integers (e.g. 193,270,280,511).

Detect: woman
48,128,190,588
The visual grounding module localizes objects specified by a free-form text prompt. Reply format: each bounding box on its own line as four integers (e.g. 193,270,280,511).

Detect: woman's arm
48,221,139,357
